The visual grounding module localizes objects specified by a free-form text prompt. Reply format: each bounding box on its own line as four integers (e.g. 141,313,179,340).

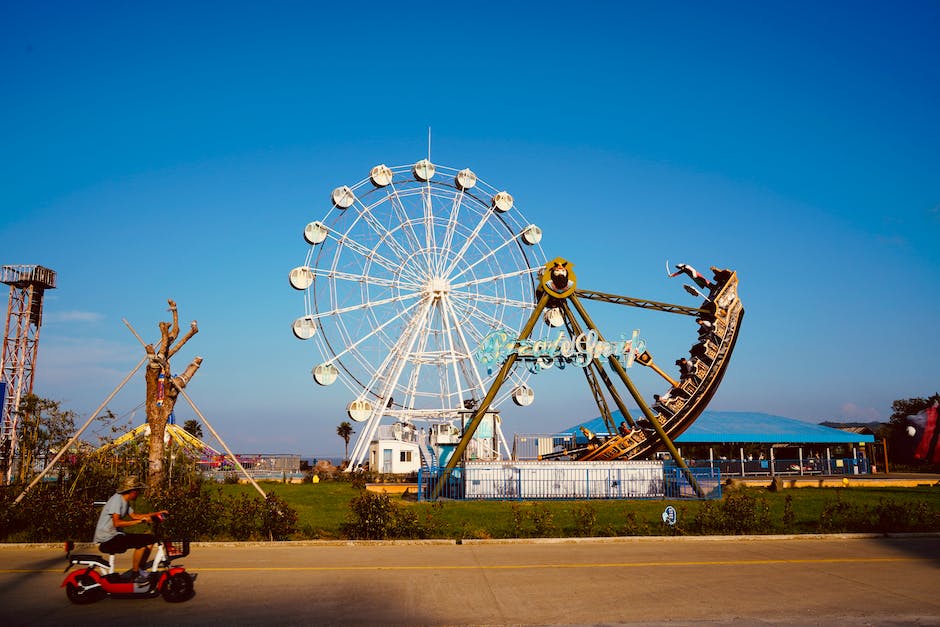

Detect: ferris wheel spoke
422,188,438,266
437,189,466,277
385,187,435,274
331,232,406,279
447,297,514,333
441,297,487,394
437,298,467,406
361,297,434,402
449,289,535,311
310,266,421,292
321,298,425,366
447,232,527,284
311,290,422,320
401,303,437,410
386,188,429,263
349,196,415,265
449,266,542,292
441,205,500,279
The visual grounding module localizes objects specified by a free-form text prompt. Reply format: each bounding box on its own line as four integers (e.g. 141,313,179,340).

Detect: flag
909,403,940,464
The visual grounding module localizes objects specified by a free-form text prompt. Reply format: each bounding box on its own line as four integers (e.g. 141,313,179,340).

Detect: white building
368,423,422,474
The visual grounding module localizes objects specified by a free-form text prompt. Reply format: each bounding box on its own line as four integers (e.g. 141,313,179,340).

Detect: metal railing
418,462,722,501
689,456,870,478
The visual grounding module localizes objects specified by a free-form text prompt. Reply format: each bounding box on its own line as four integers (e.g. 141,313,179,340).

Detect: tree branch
168,320,199,359
167,299,180,345
168,356,203,399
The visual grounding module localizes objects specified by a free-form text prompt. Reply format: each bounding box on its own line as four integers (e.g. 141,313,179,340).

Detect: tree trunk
142,300,201,493
145,365,174,490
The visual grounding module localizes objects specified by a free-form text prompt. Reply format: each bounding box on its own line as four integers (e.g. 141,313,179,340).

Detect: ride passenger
668,263,713,290
710,266,732,290
676,358,696,382
93,476,168,584
696,318,720,344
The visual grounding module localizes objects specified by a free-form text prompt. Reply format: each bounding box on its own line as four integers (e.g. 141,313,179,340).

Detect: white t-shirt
93,493,132,543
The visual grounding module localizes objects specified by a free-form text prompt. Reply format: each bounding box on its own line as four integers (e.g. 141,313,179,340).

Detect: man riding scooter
93,476,168,584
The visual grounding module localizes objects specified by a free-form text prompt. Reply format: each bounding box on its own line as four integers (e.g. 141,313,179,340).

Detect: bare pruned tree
144,299,202,492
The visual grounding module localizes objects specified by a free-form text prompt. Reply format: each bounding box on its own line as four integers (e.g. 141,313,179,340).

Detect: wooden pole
13,356,148,505
176,386,266,499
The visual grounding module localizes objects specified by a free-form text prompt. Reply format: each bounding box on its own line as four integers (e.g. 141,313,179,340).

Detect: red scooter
62,513,195,604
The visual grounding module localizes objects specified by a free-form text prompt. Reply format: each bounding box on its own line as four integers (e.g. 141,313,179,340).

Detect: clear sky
2,1,938,458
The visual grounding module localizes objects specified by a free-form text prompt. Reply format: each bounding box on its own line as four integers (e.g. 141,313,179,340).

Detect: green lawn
222,481,940,539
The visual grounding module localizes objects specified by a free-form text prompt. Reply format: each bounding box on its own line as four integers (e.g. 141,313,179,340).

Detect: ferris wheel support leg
431,292,551,500
568,294,703,498
347,299,436,471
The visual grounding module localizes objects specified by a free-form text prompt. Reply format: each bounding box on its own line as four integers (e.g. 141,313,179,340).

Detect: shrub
819,495,940,534
508,502,557,538
262,493,299,540
818,494,862,533
782,494,795,532
152,480,227,540
342,491,395,539
341,491,443,540
226,493,265,540
572,504,597,537
688,488,772,535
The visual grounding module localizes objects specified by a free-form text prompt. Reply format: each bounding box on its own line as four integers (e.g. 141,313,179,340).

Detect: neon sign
476,329,646,373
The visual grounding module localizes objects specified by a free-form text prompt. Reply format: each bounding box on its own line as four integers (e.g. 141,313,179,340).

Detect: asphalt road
2,535,939,626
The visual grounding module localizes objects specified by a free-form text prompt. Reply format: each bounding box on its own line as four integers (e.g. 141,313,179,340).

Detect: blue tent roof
568,410,874,444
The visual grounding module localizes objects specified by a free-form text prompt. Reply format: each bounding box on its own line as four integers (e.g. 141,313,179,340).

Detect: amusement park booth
561,410,876,476
368,423,422,474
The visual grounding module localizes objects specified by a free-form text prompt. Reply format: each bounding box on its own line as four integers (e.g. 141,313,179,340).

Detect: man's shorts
98,533,155,554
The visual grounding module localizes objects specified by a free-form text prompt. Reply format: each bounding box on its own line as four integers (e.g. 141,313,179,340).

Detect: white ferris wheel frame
291,161,547,468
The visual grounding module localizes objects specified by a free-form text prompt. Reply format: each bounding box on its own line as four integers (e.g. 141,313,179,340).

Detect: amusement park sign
476,329,646,373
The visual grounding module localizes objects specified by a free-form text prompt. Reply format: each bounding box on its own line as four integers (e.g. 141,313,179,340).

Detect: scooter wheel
66,574,105,605
161,571,194,603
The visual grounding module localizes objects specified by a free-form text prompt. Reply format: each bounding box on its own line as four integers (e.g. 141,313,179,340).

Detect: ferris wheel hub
425,276,451,297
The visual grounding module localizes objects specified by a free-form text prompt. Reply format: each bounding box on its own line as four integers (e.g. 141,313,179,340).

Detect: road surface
2,534,939,625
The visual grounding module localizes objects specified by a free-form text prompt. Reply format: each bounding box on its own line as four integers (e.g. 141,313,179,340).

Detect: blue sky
2,1,938,457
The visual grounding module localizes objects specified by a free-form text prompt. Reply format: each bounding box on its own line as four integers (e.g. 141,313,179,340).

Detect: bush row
0,478,298,542
5,478,939,542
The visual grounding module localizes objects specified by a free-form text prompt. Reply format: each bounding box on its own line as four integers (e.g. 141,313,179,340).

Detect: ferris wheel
290,160,546,467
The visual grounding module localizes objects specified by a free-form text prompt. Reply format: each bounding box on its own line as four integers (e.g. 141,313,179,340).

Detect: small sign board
662,505,677,526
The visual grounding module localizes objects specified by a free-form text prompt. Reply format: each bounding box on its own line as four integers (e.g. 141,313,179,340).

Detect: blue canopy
568,410,874,444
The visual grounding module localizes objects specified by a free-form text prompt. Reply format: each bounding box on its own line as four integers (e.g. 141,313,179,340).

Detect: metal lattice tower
1,265,56,483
